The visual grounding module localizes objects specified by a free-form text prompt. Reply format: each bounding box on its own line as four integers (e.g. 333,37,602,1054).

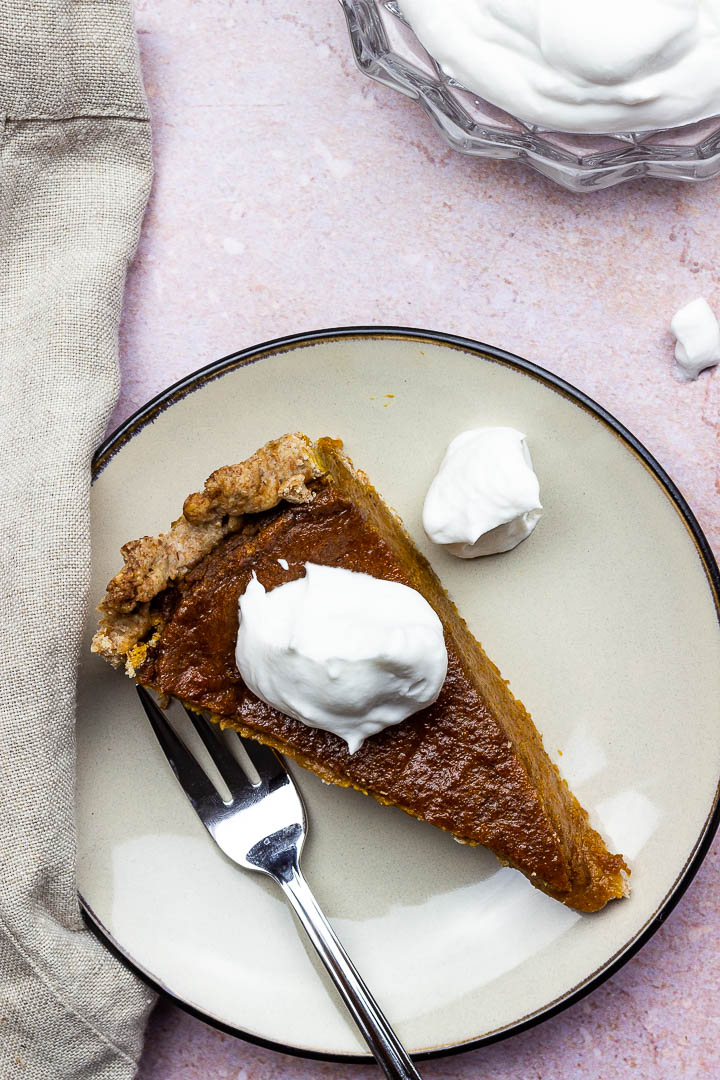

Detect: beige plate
77,329,720,1061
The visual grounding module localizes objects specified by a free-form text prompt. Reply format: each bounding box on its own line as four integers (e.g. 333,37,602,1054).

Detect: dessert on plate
92,433,629,913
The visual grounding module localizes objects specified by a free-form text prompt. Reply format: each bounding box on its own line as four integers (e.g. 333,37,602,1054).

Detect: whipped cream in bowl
399,0,720,133
423,427,542,558
340,0,720,187
235,563,448,754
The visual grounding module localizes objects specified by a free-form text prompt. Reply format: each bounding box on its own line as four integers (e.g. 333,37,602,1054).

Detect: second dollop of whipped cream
235,563,448,754
400,0,720,133
423,427,542,558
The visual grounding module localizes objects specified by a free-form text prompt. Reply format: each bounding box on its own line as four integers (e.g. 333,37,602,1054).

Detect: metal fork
137,687,422,1080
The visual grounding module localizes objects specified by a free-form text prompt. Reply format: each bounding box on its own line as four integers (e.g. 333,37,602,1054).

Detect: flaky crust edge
91,432,326,670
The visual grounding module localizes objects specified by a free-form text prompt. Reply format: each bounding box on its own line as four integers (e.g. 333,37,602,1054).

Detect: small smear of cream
671,297,720,380
277,558,289,570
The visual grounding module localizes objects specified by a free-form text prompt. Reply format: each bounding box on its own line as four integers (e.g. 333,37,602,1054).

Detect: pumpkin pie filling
93,433,629,913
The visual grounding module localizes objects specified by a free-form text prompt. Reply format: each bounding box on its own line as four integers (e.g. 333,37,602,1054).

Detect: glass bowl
339,0,720,191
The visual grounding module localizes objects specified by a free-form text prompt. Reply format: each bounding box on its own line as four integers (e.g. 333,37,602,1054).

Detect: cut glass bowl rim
339,0,720,191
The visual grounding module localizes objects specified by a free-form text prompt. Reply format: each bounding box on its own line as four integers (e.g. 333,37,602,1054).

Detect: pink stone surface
121,2,720,1077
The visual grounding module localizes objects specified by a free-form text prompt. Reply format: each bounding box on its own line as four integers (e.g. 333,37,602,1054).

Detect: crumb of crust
91,606,155,666
125,632,159,679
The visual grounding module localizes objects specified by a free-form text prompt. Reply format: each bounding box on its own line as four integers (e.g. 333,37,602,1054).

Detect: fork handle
278,865,423,1080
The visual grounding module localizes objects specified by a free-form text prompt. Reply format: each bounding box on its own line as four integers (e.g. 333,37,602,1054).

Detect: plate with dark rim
76,327,720,1061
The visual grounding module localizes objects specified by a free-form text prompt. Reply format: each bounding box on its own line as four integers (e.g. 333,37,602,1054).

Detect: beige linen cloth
1,2,156,1076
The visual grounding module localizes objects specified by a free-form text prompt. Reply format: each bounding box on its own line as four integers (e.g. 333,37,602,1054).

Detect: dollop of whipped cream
235,563,448,754
671,297,720,379
400,0,720,133
423,427,542,558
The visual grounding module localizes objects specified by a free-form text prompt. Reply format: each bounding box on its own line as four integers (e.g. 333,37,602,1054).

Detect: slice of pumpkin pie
92,433,628,912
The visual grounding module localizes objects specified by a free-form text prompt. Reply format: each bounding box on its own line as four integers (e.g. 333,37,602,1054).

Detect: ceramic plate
77,328,720,1061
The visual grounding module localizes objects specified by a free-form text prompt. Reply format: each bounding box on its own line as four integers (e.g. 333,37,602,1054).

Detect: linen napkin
0,2,156,1076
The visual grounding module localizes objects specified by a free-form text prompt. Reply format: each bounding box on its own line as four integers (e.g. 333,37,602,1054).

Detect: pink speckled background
123,2,720,1077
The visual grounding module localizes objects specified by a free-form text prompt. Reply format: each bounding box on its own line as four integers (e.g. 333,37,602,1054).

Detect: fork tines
136,686,287,804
